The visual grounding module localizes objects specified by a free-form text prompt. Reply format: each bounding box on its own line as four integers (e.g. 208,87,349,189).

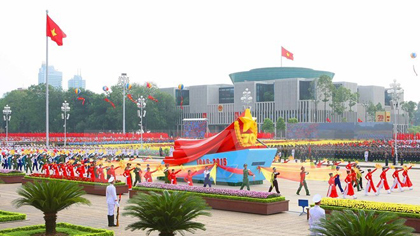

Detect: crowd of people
275,139,420,165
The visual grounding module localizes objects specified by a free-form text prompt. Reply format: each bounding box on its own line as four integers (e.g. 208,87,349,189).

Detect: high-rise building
38,63,63,89
68,74,86,89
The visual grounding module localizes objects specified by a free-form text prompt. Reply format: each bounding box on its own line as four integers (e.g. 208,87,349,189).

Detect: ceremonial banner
47,15,66,46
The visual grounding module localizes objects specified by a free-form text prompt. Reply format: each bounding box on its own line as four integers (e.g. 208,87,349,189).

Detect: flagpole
46,10,49,148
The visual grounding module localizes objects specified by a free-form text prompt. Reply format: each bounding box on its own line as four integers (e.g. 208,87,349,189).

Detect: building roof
229,67,335,84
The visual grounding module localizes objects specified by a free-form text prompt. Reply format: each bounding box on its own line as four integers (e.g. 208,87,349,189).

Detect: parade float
162,109,277,185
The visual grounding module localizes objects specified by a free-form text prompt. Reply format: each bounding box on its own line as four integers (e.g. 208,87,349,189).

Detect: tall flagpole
46,10,49,147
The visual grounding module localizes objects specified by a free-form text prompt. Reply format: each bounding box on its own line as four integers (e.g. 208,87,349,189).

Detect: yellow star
286,52,290,57
51,28,57,37
239,109,256,132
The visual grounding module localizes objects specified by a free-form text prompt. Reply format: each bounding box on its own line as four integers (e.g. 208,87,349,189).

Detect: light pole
240,88,253,110
61,101,70,147
3,105,11,146
137,96,146,149
118,73,129,134
388,79,403,164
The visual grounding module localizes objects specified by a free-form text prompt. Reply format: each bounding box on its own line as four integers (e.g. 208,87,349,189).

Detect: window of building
176,90,189,105
219,87,234,104
256,84,274,102
299,81,314,100
385,90,392,106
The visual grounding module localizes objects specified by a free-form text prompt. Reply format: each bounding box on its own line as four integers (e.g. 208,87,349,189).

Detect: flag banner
326,118,331,123
281,47,294,60
47,15,66,46
358,118,363,123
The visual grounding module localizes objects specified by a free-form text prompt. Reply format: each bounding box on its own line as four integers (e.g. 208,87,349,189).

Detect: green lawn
0,223,113,236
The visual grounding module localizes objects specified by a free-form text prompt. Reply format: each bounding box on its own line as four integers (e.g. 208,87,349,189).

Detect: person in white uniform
309,194,325,236
106,176,119,227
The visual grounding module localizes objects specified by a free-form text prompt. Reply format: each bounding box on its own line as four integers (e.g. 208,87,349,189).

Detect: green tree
414,102,420,126
316,75,334,121
366,102,377,122
311,210,414,236
288,118,298,123
376,102,384,112
330,86,351,118
276,117,286,138
408,125,420,133
13,181,91,235
261,118,274,133
401,101,417,125
348,92,359,112
123,190,211,236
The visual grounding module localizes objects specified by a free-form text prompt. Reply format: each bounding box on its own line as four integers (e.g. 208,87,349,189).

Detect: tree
316,75,334,121
330,86,351,118
408,125,420,134
123,190,211,236
13,181,91,235
401,101,417,125
288,118,298,123
0,83,179,133
376,102,384,112
348,92,359,112
261,118,274,133
366,102,377,122
276,117,286,138
311,210,414,236
414,102,420,126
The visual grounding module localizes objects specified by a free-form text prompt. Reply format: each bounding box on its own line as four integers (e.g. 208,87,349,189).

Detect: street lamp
240,88,253,110
137,96,146,149
3,105,11,146
117,73,130,134
61,101,70,147
387,79,403,164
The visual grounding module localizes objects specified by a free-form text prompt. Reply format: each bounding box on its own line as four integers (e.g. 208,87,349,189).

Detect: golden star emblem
286,52,290,57
51,28,57,37
239,109,256,132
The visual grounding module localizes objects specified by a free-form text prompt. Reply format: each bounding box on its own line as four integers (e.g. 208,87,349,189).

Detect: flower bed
0,170,25,184
0,223,114,236
0,210,26,222
131,183,288,215
320,198,420,233
23,176,128,196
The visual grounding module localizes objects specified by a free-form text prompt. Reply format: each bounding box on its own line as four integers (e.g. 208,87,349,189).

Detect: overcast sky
1,0,419,101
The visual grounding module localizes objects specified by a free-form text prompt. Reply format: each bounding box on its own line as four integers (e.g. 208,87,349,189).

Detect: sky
0,0,419,101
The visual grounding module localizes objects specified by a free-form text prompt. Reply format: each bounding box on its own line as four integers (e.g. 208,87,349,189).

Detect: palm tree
311,209,414,236
123,190,211,236
13,180,91,235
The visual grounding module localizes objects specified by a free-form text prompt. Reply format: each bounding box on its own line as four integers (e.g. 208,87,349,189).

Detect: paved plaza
1,163,419,236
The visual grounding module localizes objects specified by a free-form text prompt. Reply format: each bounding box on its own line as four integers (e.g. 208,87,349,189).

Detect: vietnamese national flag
281,47,294,60
326,118,331,123
358,118,363,123
47,15,66,46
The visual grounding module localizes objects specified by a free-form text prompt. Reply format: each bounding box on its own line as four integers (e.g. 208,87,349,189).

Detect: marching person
240,164,254,191
184,169,198,186
268,167,281,194
364,168,377,196
143,167,157,182
133,163,142,186
106,176,118,227
297,166,310,196
391,167,404,192
327,173,338,198
343,170,356,199
308,194,325,235
163,164,171,184
334,166,344,194
401,165,413,190
203,166,212,187
170,168,182,185
123,164,135,190
377,167,391,194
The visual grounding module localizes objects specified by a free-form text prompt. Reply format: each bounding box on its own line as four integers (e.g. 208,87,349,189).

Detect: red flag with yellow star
281,47,293,60
47,15,66,46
